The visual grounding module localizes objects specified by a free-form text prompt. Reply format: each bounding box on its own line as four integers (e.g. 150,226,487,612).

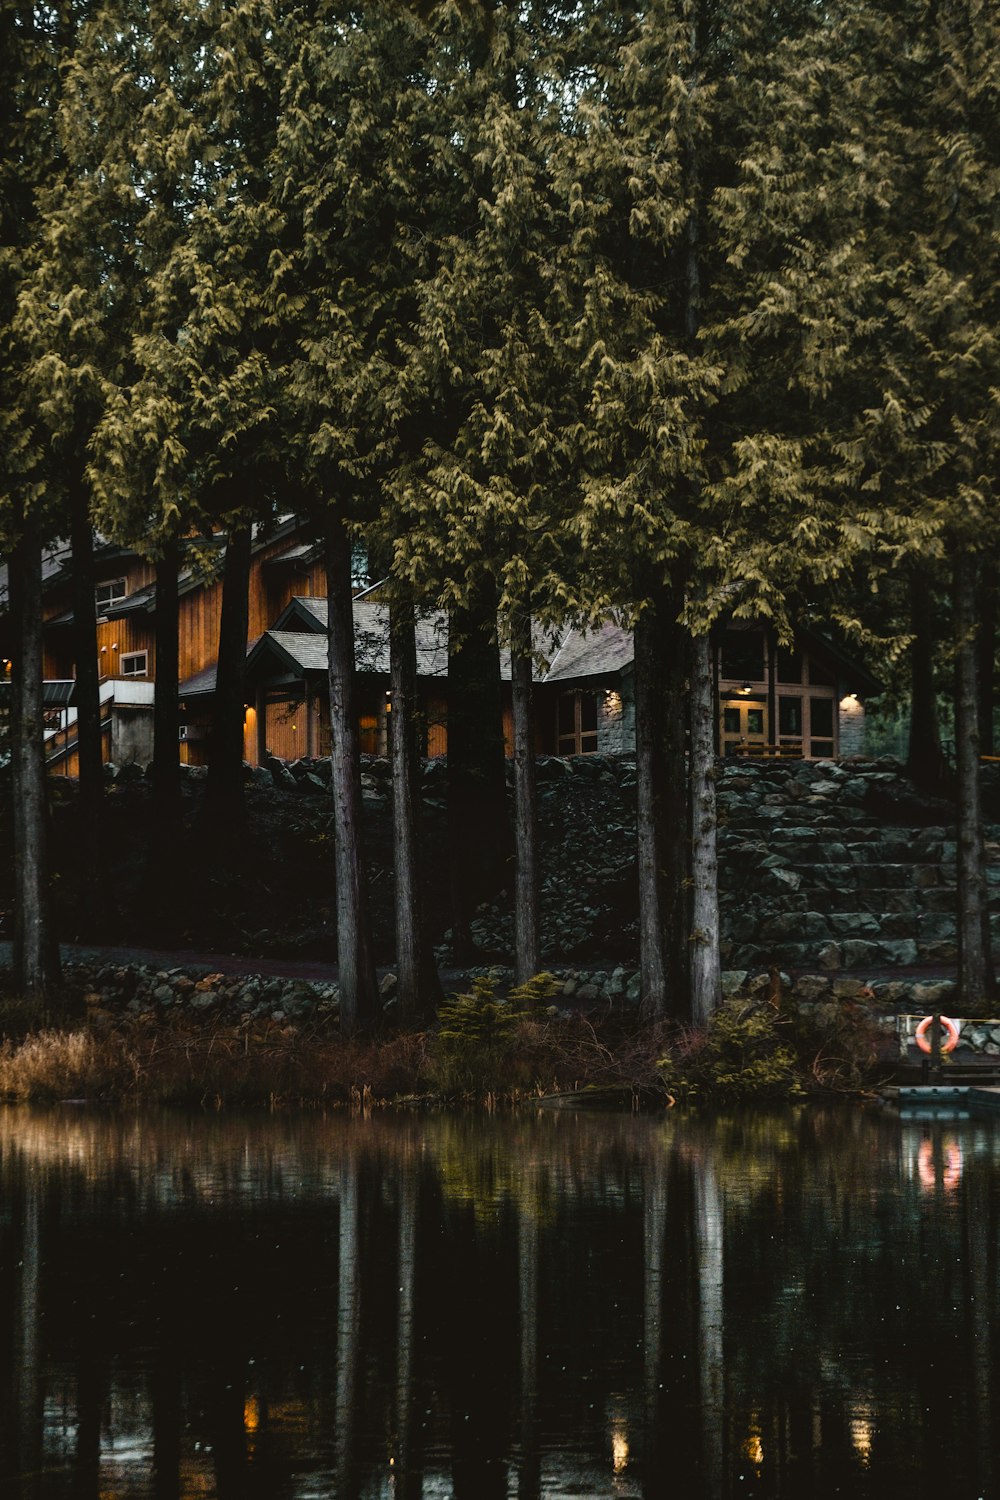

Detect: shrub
431,978,530,1098
657,1002,804,1104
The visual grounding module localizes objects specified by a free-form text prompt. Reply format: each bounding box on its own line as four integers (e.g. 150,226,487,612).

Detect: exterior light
740,681,752,694
612,1431,629,1473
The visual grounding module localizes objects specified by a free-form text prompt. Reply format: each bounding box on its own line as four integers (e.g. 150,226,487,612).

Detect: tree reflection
0,1107,998,1496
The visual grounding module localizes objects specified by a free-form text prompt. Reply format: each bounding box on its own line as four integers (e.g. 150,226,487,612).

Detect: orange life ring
915,1014,960,1055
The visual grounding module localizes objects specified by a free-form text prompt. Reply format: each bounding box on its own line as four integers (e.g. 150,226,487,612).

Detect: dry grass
0,1017,434,1108
0,996,876,1109
0,1028,135,1102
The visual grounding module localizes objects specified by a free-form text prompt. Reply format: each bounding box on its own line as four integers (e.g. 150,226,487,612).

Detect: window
720,629,765,683
779,696,802,736
809,696,835,757
120,651,148,677
96,578,127,612
557,691,599,754
776,646,803,684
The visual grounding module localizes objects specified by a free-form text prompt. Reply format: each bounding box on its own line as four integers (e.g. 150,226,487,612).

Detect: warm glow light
917,1137,963,1193
850,1416,873,1466
244,1396,260,1433
612,1431,629,1473
743,1433,764,1467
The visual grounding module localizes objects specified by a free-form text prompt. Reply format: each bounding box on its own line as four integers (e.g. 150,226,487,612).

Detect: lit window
120,651,148,677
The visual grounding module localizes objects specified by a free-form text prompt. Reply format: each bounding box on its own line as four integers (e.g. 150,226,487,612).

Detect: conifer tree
269,1,445,1029
0,0,66,1007
390,1,581,979
560,0,816,1020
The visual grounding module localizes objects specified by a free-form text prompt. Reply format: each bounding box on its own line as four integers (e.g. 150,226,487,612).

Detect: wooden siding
42,555,156,680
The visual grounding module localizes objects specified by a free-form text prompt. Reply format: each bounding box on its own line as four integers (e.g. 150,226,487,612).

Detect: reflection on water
0,1106,997,1497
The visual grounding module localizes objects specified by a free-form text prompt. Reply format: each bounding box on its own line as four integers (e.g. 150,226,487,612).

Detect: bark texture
390,600,438,1020
10,518,60,1009
206,524,252,825
633,604,668,1019
68,470,102,813
977,562,997,757
689,632,721,1027
907,563,945,786
954,551,995,1005
446,589,510,963
152,535,181,823
511,609,540,985
326,514,378,1036
660,597,690,1014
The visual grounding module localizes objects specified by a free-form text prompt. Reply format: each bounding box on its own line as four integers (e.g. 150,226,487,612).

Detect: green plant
432,979,530,1098
660,1002,805,1104
508,972,563,1008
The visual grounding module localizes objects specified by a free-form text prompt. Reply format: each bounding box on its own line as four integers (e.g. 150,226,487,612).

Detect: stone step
723,909,951,943
721,833,955,861
719,862,952,893
722,937,924,969
720,887,965,916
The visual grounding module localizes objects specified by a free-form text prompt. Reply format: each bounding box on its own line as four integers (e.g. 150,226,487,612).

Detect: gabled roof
179,638,262,698
269,596,327,633
540,619,633,684
797,624,883,698
180,599,881,700
241,601,450,685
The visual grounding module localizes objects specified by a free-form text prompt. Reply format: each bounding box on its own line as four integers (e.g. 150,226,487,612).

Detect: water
0,1104,996,1498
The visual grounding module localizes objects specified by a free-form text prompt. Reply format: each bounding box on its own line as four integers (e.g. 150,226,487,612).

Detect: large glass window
720,630,765,683
779,697,802,736
776,646,803,684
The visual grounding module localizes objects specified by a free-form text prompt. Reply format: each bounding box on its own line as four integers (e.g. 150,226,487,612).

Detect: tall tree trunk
11,517,60,1010
390,598,438,1020
8,545,24,980
511,606,540,985
695,1153,725,1498
68,465,102,810
634,604,668,1020
327,512,378,1036
335,1154,362,1498
68,466,106,937
907,563,944,785
446,588,510,964
689,633,721,1026
395,1165,423,1499
661,583,690,1015
954,550,995,1005
205,524,251,828
153,534,181,823
977,561,997,758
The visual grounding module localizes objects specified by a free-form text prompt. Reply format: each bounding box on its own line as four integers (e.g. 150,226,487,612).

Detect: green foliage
658,1002,805,1104
508,971,562,1008
432,978,530,1097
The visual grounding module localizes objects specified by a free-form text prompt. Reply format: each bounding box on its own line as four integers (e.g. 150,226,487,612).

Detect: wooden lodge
0,520,880,772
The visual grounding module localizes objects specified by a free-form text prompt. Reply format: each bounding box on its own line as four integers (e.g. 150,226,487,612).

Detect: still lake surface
0,1104,996,1499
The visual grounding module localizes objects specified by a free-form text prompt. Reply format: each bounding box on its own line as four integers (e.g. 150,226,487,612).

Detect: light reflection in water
0,1107,997,1497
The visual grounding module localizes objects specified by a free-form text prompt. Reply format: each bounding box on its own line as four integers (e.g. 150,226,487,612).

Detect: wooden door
720,699,767,756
